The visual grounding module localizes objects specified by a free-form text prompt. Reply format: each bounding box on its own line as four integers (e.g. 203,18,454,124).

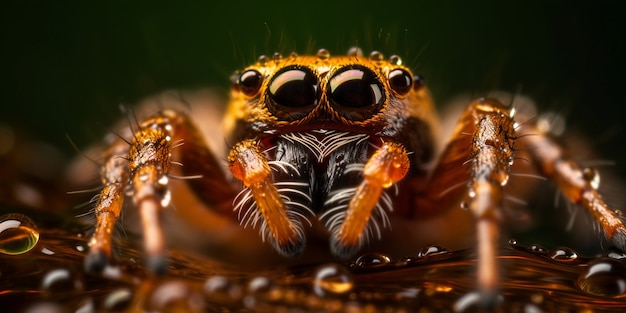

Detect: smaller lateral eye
238,70,263,97
388,69,413,95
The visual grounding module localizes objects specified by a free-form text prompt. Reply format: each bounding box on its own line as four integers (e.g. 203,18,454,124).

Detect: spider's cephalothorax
226,49,436,258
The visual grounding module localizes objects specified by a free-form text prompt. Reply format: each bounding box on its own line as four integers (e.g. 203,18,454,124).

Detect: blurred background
1,1,624,250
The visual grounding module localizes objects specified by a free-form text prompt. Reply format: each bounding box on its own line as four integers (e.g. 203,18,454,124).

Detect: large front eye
328,66,385,120
268,66,319,109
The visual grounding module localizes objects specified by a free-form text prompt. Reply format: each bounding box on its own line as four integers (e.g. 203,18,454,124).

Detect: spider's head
225,48,430,139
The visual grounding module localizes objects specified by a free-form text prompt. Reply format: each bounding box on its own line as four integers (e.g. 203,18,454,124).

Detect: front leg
329,141,410,258
465,98,516,304
86,112,174,273
411,98,519,305
227,139,308,257
519,115,626,250
85,108,236,273
416,96,626,306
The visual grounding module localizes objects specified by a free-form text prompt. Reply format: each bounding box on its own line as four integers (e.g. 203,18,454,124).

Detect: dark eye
268,67,319,109
329,66,384,109
388,69,413,95
238,70,263,97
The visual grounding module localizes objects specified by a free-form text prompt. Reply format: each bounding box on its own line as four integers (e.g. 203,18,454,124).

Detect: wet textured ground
2,209,626,313
1,122,626,312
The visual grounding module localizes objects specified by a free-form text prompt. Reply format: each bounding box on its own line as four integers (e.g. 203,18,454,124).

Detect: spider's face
223,50,439,258
226,50,428,140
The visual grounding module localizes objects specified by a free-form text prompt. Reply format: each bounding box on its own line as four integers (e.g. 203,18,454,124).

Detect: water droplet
354,252,392,268
578,258,626,298
41,268,83,294
104,288,133,311
398,256,418,266
369,50,384,61
417,244,450,257
549,247,578,262
75,299,95,313
244,276,275,308
158,175,168,185
247,276,273,294
508,239,518,246
389,55,402,65
346,46,363,56
608,250,626,259
0,213,39,255
149,280,204,312
500,173,510,186
23,302,65,313
527,244,548,255
257,55,268,66
453,291,502,312
272,52,283,61
460,201,470,210
313,263,353,297
582,167,601,190
289,51,298,58
395,287,419,300
316,48,330,59
204,276,242,304
41,247,55,255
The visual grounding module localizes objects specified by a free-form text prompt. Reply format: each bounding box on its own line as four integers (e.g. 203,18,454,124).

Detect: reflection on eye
329,67,384,109
268,67,319,109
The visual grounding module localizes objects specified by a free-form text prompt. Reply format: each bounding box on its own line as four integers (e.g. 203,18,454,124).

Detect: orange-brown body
78,48,626,304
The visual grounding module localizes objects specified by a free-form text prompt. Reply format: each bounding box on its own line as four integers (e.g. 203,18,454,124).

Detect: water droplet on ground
313,263,353,297
578,258,626,298
0,213,39,255
103,288,133,311
149,280,204,312
353,252,391,268
203,275,242,305
549,247,579,262
418,244,450,257
40,268,82,294
3,221,626,311
527,244,548,255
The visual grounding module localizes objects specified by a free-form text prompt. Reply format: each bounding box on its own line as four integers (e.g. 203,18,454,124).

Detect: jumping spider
81,48,626,301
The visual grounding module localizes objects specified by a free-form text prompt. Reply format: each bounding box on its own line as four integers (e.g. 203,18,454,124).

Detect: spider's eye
388,69,413,95
268,67,319,109
329,66,385,109
413,74,425,91
238,70,263,97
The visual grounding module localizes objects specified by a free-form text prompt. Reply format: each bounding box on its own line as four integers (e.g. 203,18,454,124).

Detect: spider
80,47,626,304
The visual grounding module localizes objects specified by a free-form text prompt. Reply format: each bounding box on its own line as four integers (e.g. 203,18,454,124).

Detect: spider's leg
85,111,174,274
228,139,307,257
85,142,129,272
412,98,516,306
520,120,626,251
169,110,239,216
85,108,237,274
329,141,410,258
464,98,516,305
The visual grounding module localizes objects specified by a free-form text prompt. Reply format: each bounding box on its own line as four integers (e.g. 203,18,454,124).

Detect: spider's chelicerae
81,48,626,302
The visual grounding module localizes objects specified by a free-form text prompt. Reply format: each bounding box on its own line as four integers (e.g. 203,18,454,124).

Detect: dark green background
1,1,625,248
1,1,624,155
